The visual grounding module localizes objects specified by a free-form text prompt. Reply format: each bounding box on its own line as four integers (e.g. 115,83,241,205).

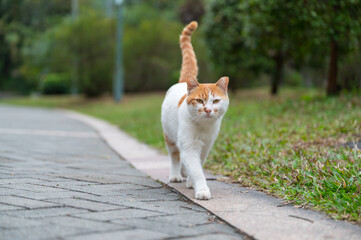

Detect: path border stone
64,110,361,240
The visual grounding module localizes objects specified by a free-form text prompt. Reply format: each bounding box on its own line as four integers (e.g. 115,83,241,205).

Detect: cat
161,21,229,200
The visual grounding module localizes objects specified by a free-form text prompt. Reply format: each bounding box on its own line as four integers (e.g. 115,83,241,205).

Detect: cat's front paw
169,175,183,183
195,189,211,200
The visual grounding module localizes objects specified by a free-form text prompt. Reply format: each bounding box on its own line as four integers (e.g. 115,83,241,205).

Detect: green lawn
2,88,360,223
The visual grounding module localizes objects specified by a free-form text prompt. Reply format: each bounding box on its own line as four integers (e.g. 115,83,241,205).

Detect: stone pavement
0,105,248,240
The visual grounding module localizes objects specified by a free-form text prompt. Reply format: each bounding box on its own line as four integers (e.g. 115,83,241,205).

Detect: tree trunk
228,75,237,92
271,52,284,95
327,39,339,96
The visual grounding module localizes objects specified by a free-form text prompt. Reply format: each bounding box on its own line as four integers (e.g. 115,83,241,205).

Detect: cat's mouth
203,113,216,119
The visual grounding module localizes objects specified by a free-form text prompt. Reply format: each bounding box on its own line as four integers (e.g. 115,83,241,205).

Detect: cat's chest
192,123,220,141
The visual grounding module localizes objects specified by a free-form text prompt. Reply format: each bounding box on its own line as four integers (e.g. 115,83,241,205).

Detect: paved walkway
0,105,247,240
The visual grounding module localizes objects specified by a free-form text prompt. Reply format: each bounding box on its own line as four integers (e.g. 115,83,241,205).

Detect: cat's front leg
181,150,211,200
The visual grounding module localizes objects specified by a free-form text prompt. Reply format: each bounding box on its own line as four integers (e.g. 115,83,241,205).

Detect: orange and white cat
161,21,229,200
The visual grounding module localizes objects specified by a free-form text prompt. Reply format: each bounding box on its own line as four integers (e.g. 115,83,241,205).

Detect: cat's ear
186,75,199,94
216,77,229,93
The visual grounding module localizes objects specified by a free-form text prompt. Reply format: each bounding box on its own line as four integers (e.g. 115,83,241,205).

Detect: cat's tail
179,21,198,83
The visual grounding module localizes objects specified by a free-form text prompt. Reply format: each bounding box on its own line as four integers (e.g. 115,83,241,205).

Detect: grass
1,88,360,223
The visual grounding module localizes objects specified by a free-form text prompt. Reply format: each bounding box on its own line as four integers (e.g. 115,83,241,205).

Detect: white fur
161,82,229,200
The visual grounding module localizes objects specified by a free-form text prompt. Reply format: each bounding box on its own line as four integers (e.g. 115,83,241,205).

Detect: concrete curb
64,110,361,240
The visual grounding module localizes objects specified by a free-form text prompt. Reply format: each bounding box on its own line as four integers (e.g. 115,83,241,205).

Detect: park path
0,105,247,240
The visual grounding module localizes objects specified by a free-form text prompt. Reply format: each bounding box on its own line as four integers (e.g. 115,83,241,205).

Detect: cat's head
186,76,229,121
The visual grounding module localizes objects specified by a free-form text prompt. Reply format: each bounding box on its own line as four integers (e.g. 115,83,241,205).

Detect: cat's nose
204,108,211,114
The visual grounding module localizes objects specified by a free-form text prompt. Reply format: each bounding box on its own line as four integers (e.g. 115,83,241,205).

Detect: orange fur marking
179,21,198,83
171,150,180,159
178,94,187,108
164,133,175,147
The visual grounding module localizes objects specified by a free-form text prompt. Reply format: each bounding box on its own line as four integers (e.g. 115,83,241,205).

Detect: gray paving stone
48,173,146,184
66,228,169,240
73,191,181,206
47,198,125,211
74,208,166,221
148,212,216,227
119,199,207,215
0,215,45,229
0,196,58,209
181,233,244,240
10,189,98,200
1,224,88,240
111,218,233,238
5,183,71,193
0,203,24,211
55,183,151,195
0,186,35,196
33,180,97,188
41,216,129,232
0,177,47,185
4,207,90,219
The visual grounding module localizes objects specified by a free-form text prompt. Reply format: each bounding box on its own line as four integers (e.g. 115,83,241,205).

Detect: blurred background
1,0,361,222
0,0,360,98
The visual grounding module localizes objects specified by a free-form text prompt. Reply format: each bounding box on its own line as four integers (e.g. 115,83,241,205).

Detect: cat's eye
196,99,204,104
213,99,220,104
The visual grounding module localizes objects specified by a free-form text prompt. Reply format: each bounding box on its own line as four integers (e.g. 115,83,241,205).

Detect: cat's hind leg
164,134,183,182
186,176,194,189
180,162,187,177
181,163,193,188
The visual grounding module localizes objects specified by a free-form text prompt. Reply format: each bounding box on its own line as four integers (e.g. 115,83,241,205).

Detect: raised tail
179,21,198,83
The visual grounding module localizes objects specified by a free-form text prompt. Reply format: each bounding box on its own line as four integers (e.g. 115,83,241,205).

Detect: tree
239,0,316,95
306,0,361,96
203,0,269,90
0,0,70,92
50,11,115,97
203,0,311,94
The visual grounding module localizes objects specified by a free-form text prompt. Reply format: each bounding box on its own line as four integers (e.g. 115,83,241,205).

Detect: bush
122,4,215,92
284,69,303,87
340,53,361,92
40,73,70,95
123,18,182,92
48,11,115,97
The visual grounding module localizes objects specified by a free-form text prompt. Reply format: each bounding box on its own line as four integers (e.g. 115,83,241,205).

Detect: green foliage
203,0,361,94
284,69,303,87
306,0,361,51
203,0,271,89
0,0,70,91
305,0,361,95
40,73,70,95
123,18,182,92
340,53,361,92
2,0,360,96
47,11,115,97
123,3,214,91
11,0,214,95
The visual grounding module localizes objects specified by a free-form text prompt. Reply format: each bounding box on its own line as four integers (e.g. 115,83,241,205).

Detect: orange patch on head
178,94,187,108
186,84,228,104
